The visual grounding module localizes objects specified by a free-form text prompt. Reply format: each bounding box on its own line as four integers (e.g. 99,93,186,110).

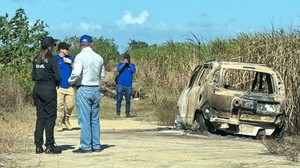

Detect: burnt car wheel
196,113,208,133
256,129,266,140
272,123,285,141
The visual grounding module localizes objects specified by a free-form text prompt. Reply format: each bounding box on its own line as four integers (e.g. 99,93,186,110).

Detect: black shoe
73,148,92,153
45,145,62,154
92,148,103,153
125,113,131,118
35,146,44,154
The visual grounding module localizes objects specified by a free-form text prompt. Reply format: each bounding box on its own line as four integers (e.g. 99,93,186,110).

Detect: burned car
176,61,286,139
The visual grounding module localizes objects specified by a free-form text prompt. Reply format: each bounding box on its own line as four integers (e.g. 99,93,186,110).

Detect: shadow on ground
101,144,115,151
63,127,81,131
58,145,76,151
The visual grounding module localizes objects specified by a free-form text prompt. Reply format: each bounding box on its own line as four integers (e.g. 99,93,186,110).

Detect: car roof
202,61,276,73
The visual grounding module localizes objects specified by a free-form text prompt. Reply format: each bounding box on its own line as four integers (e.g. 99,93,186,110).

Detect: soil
0,117,299,168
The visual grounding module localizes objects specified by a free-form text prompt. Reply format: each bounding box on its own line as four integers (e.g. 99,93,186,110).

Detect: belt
77,85,99,89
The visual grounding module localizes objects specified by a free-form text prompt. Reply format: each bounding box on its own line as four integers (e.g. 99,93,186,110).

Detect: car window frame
195,64,210,87
187,65,203,88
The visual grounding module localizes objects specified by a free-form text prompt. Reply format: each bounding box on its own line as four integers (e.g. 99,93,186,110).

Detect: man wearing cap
56,42,75,132
69,35,105,153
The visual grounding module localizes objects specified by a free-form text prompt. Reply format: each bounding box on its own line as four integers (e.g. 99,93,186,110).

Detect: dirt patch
0,118,299,168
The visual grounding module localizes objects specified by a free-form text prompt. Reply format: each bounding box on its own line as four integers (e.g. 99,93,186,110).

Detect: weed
0,77,26,112
0,108,35,153
263,139,300,162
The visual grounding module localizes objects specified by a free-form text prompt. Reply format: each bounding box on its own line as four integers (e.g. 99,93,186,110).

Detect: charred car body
176,61,286,139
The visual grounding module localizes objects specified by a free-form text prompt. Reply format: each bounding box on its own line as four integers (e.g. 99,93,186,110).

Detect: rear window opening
223,69,274,94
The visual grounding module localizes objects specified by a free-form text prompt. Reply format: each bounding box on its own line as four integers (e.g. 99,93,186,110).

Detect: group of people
31,35,136,154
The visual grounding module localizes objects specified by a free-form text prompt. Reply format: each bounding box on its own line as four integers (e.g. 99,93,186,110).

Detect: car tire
272,122,285,141
196,113,208,133
256,129,266,140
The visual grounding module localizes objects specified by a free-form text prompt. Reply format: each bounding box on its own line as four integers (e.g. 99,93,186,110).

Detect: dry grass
0,76,35,154
0,77,26,112
0,107,35,154
263,138,300,162
100,96,118,119
100,95,156,121
153,97,177,125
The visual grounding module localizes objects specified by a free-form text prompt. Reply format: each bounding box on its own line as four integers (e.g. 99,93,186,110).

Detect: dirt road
1,118,299,168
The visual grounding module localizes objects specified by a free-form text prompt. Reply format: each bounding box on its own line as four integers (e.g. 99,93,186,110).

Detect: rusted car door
178,65,202,124
186,64,210,124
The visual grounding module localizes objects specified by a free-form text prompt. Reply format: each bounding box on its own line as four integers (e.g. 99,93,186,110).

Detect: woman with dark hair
32,36,62,154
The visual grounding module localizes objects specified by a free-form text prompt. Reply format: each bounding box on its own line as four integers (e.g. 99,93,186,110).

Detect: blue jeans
116,84,132,115
76,86,101,151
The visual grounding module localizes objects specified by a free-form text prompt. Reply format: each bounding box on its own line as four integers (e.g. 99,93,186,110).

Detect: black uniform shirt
32,56,61,86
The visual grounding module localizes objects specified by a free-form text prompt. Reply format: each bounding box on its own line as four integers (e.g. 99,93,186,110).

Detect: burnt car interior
223,69,274,94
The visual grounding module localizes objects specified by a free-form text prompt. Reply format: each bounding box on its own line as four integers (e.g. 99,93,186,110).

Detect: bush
0,77,26,112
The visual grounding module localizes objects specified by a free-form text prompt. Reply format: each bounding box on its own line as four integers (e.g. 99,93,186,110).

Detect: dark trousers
33,84,57,147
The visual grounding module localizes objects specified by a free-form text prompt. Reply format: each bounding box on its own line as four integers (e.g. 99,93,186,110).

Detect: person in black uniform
32,36,62,154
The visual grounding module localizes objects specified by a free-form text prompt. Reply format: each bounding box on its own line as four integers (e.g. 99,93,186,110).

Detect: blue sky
1,0,300,52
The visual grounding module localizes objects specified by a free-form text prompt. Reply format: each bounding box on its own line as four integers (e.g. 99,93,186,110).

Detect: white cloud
116,10,149,28
79,22,101,32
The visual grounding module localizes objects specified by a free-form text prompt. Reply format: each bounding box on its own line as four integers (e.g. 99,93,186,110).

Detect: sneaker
56,126,63,132
92,148,103,153
35,146,44,154
125,113,131,118
45,145,62,154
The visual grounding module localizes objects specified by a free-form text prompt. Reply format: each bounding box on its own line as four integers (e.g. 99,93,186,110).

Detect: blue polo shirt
56,54,74,88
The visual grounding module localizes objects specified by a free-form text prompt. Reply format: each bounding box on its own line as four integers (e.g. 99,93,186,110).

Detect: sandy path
0,118,299,168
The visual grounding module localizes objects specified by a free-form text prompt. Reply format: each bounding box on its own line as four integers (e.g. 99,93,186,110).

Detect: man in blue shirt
56,42,75,132
116,53,136,117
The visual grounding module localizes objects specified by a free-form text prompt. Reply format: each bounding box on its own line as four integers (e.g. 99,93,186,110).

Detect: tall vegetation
64,36,120,64
63,36,120,71
0,8,47,73
130,30,300,134
0,9,121,111
0,8,48,108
